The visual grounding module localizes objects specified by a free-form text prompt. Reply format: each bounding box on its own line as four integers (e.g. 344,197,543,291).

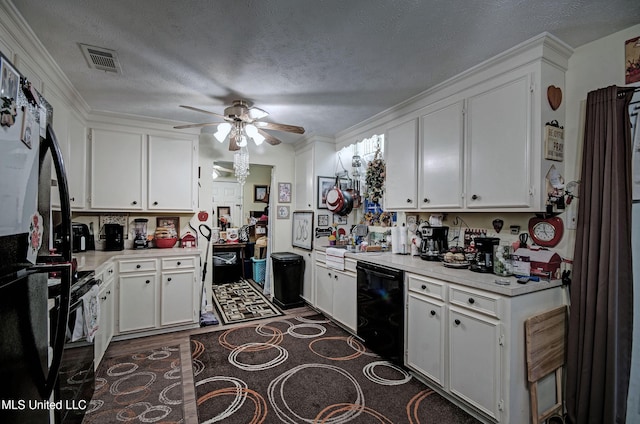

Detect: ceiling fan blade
228,136,241,151
248,107,269,120
258,129,282,145
173,122,221,129
179,105,227,119
255,121,305,134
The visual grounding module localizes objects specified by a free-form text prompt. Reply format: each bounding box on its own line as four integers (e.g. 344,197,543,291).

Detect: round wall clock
528,216,564,247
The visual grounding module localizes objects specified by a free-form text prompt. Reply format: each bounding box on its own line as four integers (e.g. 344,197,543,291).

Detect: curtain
566,86,634,424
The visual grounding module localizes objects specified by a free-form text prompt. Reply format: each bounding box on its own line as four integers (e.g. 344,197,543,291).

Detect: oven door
50,281,96,424
356,263,404,363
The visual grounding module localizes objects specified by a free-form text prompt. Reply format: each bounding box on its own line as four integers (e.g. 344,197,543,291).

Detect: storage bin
252,258,266,285
213,252,236,266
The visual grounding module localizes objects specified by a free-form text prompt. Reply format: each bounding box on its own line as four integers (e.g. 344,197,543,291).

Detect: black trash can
270,252,305,309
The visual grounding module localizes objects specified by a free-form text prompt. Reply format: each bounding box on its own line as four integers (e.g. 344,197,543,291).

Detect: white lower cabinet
94,261,115,367
449,306,501,420
119,271,157,332
314,254,357,332
406,271,565,423
160,269,197,326
116,254,199,335
407,291,445,388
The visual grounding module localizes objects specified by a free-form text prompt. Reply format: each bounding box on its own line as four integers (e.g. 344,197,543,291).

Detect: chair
524,305,568,424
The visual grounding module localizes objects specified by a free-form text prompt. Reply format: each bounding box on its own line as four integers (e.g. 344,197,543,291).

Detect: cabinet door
295,147,313,209
67,114,87,209
91,129,144,210
420,101,464,209
407,292,446,388
466,75,531,208
118,273,156,332
314,263,333,316
148,136,197,211
449,306,502,420
160,270,196,326
332,271,357,331
95,279,114,367
297,250,314,305
385,119,418,209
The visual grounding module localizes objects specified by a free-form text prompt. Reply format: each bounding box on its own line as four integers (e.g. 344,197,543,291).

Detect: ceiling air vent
79,44,121,73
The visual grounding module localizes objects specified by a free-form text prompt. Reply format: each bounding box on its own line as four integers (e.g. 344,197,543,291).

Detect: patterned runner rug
212,279,283,325
190,314,481,423
84,346,183,423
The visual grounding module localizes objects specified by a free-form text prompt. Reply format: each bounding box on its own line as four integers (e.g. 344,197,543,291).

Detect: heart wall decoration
547,85,562,110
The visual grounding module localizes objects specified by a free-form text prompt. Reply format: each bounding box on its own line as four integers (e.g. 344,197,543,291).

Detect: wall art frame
292,211,313,250
278,182,292,203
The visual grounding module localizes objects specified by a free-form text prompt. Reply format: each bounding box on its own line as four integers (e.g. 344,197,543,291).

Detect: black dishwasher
356,261,404,364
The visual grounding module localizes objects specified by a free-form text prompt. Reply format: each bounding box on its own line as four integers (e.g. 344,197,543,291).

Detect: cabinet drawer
407,274,445,300
344,258,357,274
316,252,326,263
449,285,501,319
162,256,196,270
119,259,157,273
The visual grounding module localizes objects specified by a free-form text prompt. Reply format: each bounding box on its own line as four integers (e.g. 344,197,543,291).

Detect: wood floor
100,305,317,424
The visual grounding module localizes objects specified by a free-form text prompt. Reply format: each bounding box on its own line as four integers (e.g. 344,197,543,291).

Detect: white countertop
74,248,201,272
317,247,563,297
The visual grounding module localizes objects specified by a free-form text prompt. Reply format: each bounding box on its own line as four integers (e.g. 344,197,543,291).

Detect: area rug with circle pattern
190,314,481,423
83,346,183,423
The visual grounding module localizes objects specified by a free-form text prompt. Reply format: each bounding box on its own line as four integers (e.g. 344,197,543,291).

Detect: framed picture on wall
317,177,334,209
254,185,269,203
278,182,292,203
317,214,329,227
292,211,313,250
276,205,290,219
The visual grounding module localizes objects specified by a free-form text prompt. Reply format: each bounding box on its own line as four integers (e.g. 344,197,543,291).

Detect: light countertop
316,247,564,297
74,248,201,272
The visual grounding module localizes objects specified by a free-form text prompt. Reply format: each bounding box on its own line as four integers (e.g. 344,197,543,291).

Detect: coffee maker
469,237,500,272
104,224,124,251
420,225,449,261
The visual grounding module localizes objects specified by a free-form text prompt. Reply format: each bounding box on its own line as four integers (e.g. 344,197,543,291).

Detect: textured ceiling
8,0,640,144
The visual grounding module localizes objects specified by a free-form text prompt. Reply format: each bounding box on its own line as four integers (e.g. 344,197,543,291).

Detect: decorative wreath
365,145,385,203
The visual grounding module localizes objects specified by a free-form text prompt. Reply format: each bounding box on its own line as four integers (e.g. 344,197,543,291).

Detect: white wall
563,24,640,423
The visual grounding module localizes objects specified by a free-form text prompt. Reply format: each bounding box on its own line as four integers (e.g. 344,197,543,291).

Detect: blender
133,218,149,249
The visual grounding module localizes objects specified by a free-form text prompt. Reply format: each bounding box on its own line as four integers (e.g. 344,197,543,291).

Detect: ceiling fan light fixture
214,122,232,142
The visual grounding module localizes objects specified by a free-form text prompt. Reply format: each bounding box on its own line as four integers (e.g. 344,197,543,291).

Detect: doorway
211,181,242,228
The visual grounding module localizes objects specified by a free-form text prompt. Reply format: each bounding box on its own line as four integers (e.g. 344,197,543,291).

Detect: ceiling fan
174,100,305,151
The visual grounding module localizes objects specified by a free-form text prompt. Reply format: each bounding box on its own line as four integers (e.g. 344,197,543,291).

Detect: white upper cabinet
90,129,145,210
384,119,418,209
67,113,87,209
89,129,197,212
148,136,197,211
294,146,314,210
344,34,571,213
465,74,532,209
420,100,464,209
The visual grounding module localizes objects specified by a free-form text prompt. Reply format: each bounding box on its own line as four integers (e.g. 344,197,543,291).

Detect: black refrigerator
0,53,73,422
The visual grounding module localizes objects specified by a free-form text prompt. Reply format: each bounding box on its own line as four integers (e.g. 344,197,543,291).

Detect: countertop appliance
0,52,78,423
133,218,149,249
356,261,404,364
72,222,94,252
104,223,124,251
420,225,449,261
470,237,501,273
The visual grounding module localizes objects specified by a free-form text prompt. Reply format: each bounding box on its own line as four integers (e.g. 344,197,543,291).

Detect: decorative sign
292,211,313,250
544,123,564,161
315,227,333,238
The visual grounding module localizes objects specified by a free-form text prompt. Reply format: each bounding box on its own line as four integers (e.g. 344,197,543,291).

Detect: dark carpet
212,279,283,325
190,314,481,423
83,346,183,423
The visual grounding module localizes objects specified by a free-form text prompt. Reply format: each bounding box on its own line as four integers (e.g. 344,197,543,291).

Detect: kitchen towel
71,284,100,343
326,247,346,271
